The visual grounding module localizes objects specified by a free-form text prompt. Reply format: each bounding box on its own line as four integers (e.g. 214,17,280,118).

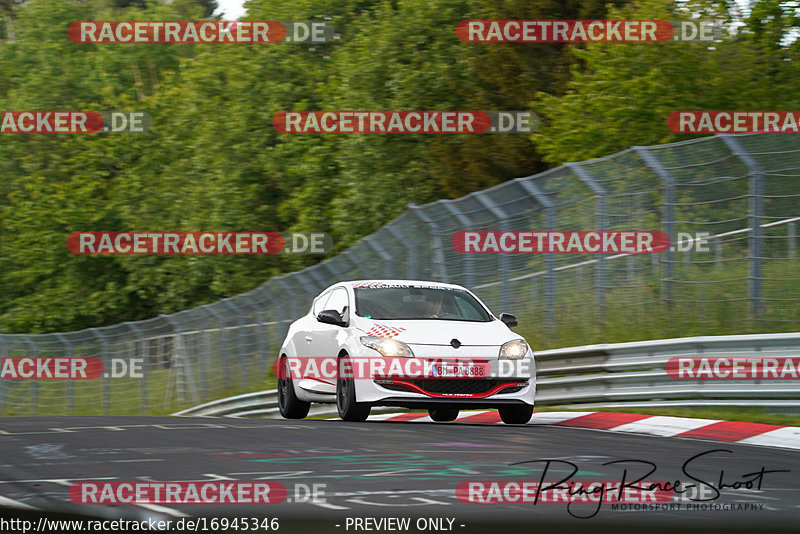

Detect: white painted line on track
0,494,38,510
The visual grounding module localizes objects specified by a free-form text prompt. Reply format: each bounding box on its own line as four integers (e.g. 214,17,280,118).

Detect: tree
533,0,793,164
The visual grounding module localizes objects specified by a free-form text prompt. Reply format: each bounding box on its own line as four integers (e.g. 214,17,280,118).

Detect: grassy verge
0,367,278,417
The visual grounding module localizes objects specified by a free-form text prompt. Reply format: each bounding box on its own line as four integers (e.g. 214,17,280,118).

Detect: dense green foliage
0,0,796,333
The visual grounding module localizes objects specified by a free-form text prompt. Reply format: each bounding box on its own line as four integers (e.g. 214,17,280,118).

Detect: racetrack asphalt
0,416,798,533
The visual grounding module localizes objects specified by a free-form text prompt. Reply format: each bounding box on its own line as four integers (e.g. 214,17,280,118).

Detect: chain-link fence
1,132,799,415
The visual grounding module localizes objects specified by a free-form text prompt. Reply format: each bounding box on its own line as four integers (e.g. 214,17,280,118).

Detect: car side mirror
499,313,518,328
318,309,347,327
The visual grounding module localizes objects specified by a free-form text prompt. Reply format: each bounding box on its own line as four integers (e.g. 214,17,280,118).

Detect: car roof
323,280,468,292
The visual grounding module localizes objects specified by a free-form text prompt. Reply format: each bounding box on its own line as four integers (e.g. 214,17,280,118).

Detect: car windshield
354,286,492,321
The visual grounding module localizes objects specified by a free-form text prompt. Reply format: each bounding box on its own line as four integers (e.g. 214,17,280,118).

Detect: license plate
434,363,486,378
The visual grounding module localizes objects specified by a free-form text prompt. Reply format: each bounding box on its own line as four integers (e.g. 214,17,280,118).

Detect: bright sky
213,0,248,20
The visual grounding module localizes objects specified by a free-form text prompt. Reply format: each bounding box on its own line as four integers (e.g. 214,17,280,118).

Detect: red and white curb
361,411,800,451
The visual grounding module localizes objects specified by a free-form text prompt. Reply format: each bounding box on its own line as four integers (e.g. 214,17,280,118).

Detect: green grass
0,364,277,416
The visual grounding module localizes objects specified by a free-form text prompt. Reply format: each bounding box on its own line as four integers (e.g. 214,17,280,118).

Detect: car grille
380,379,525,396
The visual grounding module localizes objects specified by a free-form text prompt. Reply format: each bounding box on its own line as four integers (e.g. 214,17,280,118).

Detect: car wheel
428,408,459,422
498,405,533,424
337,354,371,422
278,356,310,419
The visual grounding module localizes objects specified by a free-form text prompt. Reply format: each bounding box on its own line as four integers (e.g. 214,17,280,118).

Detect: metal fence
1,132,799,415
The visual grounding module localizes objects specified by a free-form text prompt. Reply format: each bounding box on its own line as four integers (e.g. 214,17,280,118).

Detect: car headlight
499,339,528,359
360,336,415,358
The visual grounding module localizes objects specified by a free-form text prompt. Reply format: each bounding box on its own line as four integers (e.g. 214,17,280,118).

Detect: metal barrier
172,390,340,418
173,332,800,418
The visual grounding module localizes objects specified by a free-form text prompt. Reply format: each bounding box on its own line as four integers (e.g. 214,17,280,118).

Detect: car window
354,286,491,321
325,288,349,318
312,291,332,316
452,293,490,321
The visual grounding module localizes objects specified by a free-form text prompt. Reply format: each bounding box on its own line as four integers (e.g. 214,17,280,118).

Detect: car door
294,290,331,360
309,287,349,359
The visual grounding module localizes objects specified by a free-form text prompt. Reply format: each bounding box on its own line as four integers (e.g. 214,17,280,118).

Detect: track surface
0,416,798,532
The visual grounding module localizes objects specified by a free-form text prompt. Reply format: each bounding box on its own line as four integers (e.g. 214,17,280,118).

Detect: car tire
278,356,310,419
498,405,533,424
337,354,371,422
428,408,459,422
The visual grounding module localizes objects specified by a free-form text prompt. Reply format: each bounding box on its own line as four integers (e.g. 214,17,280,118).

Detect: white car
276,280,536,424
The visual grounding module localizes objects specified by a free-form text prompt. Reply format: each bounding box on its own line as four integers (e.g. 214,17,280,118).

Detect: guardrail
535,332,800,409
173,332,800,418
172,390,280,418
171,389,344,418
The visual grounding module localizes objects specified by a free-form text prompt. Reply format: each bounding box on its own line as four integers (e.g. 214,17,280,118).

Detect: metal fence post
635,147,676,304
90,329,110,415
220,298,248,391
123,322,148,414
275,277,297,321
274,278,298,350
442,201,474,287
566,163,609,313
202,304,231,390
21,337,38,415
255,285,280,360
474,193,511,310
342,250,367,279
163,314,200,405
518,179,556,330
304,266,330,293
386,225,416,280
55,334,74,414
319,261,344,285
721,135,764,315
240,293,267,379
198,308,214,399
408,204,448,281
363,236,394,279
789,222,796,258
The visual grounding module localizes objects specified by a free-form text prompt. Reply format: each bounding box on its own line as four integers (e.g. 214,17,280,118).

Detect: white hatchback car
276,280,536,423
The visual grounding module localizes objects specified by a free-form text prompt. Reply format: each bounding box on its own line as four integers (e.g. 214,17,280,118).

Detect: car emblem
450,338,461,349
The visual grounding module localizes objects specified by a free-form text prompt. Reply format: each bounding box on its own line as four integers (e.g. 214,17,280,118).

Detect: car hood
354,317,518,346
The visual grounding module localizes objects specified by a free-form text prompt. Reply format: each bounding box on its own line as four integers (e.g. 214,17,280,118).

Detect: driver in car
424,293,444,318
